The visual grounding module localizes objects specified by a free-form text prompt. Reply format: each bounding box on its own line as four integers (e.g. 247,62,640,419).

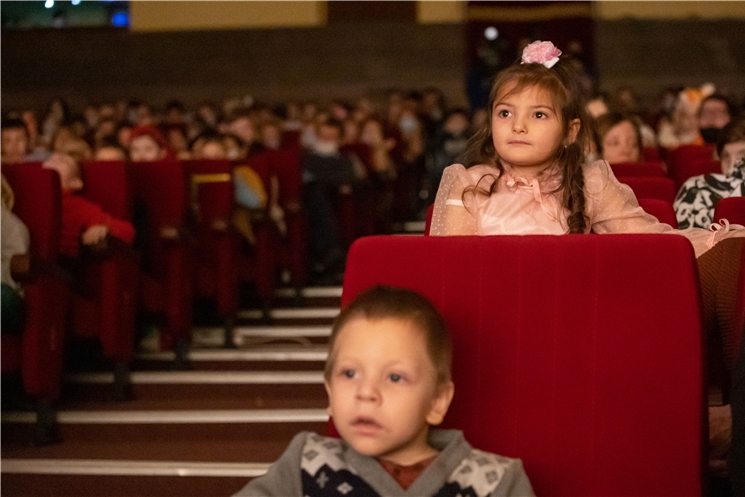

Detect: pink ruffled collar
502,163,563,216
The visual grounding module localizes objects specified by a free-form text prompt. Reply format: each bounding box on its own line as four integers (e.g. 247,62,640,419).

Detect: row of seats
1,149,311,444
612,152,743,228
638,143,721,189
607,144,720,213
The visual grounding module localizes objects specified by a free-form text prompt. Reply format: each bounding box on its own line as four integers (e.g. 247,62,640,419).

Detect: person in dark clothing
302,119,355,283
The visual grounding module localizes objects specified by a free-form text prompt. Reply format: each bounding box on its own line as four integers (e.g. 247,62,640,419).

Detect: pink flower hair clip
521,41,562,69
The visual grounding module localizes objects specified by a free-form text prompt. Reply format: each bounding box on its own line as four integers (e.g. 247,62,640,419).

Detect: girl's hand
81,224,109,245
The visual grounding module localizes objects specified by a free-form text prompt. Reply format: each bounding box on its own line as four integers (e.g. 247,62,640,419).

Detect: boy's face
1,128,29,163
325,317,454,466
43,153,83,191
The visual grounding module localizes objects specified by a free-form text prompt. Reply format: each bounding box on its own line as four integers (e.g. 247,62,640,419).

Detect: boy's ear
566,118,581,146
324,380,333,417
426,381,454,426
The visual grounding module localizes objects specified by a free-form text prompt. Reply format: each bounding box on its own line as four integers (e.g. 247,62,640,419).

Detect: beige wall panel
130,1,326,32
595,1,745,20
417,1,466,24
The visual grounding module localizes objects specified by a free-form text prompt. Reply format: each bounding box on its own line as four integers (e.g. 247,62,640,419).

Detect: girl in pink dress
430,41,743,258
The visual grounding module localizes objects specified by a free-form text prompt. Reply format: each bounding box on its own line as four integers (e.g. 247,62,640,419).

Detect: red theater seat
642,146,661,162
668,144,717,189
2,166,70,444
621,176,677,204
610,161,665,178
72,160,140,398
183,159,239,346
233,153,279,316
338,235,704,496
128,160,193,363
280,129,302,150
270,148,309,293
638,198,678,228
714,196,745,226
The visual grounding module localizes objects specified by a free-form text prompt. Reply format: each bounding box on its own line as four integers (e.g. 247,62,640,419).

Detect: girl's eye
535,112,547,119
389,373,403,383
341,369,356,379
496,109,510,118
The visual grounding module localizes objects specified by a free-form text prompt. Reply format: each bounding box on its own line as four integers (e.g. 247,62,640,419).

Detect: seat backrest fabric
620,176,677,204
341,234,704,497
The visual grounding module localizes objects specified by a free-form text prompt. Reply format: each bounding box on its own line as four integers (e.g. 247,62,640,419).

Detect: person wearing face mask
302,119,356,284
698,94,735,145
674,117,745,229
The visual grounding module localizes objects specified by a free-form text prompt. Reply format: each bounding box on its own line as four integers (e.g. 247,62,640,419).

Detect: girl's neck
503,161,556,181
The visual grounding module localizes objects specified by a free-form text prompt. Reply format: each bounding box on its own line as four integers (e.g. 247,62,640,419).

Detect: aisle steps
1,286,341,497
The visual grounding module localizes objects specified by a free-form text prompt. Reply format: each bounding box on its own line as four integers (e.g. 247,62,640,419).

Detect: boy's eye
389,373,403,383
341,369,356,379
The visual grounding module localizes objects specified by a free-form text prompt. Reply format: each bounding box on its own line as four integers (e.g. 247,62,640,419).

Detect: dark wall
595,18,745,107
1,23,467,113
2,18,745,114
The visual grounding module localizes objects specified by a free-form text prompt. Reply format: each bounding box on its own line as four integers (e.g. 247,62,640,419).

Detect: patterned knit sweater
233,430,534,497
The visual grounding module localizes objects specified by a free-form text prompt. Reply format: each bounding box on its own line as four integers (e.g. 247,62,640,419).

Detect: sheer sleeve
430,164,479,236
586,160,744,257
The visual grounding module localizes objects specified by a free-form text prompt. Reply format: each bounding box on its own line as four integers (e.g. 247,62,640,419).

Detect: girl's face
602,121,640,164
491,84,575,175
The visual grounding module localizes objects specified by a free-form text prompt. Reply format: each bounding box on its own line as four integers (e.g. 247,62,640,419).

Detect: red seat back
620,176,677,203
670,144,716,166
2,165,69,399
3,166,62,261
638,198,677,227
714,196,745,226
269,148,303,208
182,159,234,223
667,144,717,189
81,160,132,220
672,159,722,190
642,146,661,162
610,161,665,178
341,235,704,497
128,160,187,229
280,129,302,150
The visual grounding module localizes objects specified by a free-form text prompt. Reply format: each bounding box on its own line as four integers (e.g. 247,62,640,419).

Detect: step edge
1,458,270,477
66,371,325,385
3,408,330,424
137,348,328,362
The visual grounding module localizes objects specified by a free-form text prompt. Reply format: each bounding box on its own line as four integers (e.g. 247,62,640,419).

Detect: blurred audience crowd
2,81,745,279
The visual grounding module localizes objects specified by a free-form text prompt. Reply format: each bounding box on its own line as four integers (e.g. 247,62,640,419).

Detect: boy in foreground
233,285,533,496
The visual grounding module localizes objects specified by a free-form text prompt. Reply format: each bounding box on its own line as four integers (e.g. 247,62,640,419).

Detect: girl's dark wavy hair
463,56,595,234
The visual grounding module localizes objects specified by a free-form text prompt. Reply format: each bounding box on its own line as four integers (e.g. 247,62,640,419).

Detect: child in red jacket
42,153,134,257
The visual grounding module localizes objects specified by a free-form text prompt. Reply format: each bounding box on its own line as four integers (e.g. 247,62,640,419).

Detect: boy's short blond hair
325,286,452,385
